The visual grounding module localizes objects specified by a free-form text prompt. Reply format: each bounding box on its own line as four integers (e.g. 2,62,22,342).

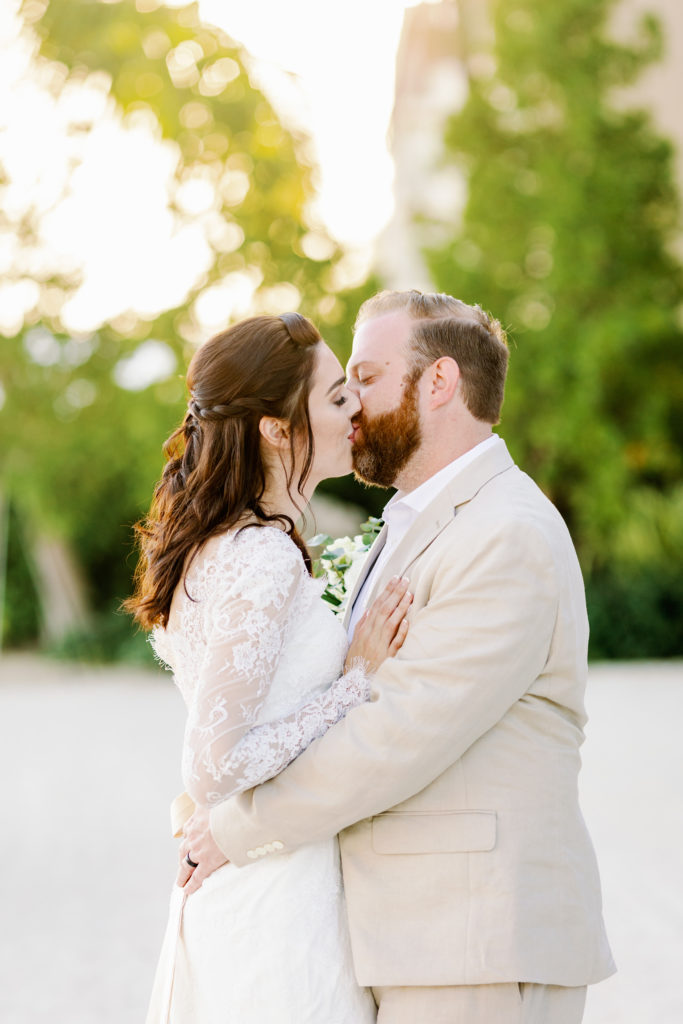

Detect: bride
126,312,412,1023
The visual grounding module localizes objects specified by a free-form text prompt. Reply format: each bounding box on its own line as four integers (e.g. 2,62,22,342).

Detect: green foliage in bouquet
310,516,382,612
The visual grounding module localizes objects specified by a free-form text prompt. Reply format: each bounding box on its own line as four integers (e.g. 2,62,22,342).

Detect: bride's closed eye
333,395,347,407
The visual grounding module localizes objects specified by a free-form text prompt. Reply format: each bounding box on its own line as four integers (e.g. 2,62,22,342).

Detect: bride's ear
259,415,291,450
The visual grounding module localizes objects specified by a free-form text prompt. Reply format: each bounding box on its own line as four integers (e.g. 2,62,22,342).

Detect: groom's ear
259,415,291,449
426,356,460,410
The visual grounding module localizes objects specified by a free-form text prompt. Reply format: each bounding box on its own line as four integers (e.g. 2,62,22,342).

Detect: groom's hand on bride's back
177,805,228,895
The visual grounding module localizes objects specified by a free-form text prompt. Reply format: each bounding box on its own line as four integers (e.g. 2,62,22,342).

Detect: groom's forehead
349,311,414,367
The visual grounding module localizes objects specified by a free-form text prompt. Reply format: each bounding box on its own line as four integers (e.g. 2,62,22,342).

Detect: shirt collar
382,434,502,521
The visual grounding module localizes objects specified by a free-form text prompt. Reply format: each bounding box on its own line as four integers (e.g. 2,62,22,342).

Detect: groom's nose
346,390,362,418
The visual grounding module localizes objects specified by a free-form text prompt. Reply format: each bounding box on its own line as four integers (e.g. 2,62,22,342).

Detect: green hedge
586,567,683,660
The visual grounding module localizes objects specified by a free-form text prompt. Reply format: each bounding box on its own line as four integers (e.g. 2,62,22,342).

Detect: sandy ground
0,653,681,1023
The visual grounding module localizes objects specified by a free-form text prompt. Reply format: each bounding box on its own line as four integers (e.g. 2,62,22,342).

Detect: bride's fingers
388,589,412,626
379,589,412,638
388,615,410,655
383,576,409,607
367,577,409,625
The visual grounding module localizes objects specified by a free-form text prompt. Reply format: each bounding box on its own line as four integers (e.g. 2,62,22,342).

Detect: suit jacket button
246,850,257,859
272,840,284,850
255,846,266,857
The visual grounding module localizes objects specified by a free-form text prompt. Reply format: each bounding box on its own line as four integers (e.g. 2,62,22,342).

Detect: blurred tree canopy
3,0,681,660
0,0,374,654
426,0,683,656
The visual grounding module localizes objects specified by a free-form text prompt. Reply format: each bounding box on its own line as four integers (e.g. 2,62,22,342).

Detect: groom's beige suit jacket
207,439,615,987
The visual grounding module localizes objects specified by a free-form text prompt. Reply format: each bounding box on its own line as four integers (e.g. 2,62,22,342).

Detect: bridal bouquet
310,516,382,615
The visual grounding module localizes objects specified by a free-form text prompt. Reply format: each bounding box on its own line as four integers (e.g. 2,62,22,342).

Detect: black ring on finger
186,854,199,868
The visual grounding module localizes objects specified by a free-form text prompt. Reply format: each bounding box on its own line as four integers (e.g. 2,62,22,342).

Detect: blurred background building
378,0,683,286
614,0,683,202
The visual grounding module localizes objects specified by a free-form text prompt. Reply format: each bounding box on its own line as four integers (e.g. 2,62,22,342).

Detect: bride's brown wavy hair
125,313,321,630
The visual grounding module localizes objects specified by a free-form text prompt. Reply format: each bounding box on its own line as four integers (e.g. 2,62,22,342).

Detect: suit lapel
341,523,389,631
361,440,515,608
360,493,455,611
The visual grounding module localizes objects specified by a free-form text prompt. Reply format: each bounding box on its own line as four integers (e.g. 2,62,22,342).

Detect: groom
182,290,614,1022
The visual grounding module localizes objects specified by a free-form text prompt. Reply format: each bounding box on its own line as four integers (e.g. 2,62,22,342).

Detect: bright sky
198,0,436,245
0,0,440,338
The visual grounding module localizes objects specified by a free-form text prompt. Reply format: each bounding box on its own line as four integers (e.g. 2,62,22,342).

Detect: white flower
310,516,382,616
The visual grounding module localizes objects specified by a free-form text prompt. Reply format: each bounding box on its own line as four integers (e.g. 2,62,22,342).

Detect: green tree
426,0,683,657
1,0,368,654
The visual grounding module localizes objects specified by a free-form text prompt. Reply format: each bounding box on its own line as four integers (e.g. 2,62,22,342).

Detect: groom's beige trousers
371,982,588,1023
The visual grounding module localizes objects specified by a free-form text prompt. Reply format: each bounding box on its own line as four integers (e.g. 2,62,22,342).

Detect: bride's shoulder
233,524,306,571
199,523,305,577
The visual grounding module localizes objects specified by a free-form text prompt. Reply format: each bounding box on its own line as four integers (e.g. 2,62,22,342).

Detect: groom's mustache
351,411,364,433
349,388,422,488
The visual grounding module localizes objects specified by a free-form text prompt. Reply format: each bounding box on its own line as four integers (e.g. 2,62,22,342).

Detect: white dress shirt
348,434,502,636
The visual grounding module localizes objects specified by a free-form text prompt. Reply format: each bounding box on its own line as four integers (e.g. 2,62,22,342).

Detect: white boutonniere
310,516,383,615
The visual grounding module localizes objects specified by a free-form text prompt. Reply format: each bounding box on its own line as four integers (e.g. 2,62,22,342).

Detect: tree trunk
30,532,91,645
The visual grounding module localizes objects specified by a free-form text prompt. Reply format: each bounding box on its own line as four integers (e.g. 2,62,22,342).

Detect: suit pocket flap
371,810,496,855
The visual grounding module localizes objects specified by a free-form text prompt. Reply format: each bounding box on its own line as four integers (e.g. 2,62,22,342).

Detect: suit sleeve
209,517,559,864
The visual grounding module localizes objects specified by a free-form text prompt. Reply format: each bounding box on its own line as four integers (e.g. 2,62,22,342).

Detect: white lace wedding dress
146,525,377,1024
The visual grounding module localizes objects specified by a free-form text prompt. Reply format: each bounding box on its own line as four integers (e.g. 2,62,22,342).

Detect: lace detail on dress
199,659,370,805
152,526,369,807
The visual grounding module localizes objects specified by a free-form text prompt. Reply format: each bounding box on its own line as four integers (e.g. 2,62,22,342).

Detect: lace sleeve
183,531,371,807
199,659,371,806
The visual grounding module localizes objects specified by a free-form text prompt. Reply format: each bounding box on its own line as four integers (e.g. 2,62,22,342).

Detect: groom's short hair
355,289,504,338
355,289,509,424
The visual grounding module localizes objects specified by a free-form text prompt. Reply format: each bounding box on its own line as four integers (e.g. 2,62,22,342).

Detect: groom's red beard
351,377,422,488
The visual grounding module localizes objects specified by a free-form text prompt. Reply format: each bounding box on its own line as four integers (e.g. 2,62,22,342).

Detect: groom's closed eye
354,373,375,386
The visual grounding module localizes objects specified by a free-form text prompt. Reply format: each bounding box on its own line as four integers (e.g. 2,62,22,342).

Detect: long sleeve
193,661,371,806
181,530,371,807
